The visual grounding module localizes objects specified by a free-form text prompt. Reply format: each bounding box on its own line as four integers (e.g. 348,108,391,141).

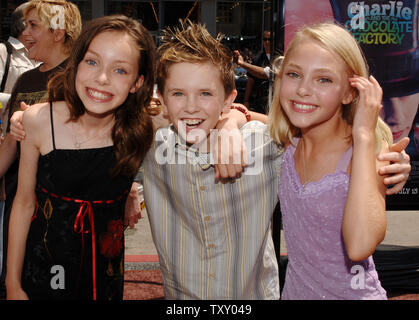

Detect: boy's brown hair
156,19,235,96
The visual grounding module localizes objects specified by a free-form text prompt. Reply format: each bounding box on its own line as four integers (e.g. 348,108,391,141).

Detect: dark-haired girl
6,15,155,300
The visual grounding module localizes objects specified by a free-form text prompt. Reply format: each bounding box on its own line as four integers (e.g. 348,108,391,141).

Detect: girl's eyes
286,72,300,79
285,71,332,84
84,59,128,75
172,92,183,97
86,59,96,66
319,77,332,84
115,68,127,75
201,91,212,96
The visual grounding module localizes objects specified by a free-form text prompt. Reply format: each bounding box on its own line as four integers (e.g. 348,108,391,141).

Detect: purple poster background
283,0,419,210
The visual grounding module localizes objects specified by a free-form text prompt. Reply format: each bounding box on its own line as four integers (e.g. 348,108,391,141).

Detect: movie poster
283,0,419,210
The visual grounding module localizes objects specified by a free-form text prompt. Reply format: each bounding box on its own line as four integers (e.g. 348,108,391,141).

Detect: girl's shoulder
23,102,50,124
19,102,51,149
24,101,67,124
23,101,63,134
20,103,51,146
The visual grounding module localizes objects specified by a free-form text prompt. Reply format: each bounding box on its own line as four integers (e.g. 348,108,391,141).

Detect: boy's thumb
390,137,410,153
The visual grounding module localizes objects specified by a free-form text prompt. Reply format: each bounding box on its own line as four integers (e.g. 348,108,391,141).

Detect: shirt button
204,216,210,222
199,186,206,191
209,273,215,279
208,244,215,249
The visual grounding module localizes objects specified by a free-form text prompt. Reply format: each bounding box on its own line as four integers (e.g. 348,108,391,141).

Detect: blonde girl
270,22,391,299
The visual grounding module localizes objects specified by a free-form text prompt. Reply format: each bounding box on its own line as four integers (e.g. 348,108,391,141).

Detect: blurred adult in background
0,3,39,128
241,30,272,114
234,49,272,81
0,2,39,293
0,0,82,298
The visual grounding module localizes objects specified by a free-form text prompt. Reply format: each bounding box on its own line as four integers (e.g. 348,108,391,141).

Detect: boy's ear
156,90,168,116
129,75,144,93
222,89,238,113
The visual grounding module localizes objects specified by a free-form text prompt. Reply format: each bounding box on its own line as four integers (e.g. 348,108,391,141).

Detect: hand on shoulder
22,102,50,128
21,102,51,148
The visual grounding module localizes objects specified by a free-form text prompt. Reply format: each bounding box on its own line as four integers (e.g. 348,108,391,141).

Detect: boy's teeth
183,119,203,126
293,102,316,110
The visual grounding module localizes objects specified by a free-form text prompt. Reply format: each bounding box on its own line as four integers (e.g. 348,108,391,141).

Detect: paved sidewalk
123,206,419,300
124,206,159,270
124,206,419,269
381,210,419,246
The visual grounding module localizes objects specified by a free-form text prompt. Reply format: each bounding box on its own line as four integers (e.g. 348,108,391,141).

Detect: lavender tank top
278,140,387,300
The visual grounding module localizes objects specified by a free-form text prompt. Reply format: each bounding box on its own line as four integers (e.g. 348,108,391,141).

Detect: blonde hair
268,22,392,153
24,0,82,55
156,19,235,97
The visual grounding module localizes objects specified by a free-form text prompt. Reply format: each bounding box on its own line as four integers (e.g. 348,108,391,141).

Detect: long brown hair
48,14,156,177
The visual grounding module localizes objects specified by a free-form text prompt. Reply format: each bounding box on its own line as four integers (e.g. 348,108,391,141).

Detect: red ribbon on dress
35,184,129,300
73,200,97,300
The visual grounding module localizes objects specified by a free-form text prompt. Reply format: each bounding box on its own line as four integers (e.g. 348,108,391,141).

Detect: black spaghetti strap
49,101,56,150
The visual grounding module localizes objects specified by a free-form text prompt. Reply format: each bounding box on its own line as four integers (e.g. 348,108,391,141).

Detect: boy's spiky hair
156,19,235,96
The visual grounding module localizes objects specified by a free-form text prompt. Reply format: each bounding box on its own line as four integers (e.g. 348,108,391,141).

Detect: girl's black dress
22,103,133,300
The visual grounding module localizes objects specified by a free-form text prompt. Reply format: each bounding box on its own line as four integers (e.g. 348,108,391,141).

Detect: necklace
71,120,113,149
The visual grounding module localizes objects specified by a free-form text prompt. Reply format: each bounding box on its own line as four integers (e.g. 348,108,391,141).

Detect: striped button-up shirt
140,121,283,299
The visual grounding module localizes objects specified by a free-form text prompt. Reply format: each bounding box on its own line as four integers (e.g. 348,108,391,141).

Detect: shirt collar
7,36,26,50
168,125,213,170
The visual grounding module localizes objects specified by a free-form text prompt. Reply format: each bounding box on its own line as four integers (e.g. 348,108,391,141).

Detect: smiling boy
158,60,234,149
139,21,283,299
